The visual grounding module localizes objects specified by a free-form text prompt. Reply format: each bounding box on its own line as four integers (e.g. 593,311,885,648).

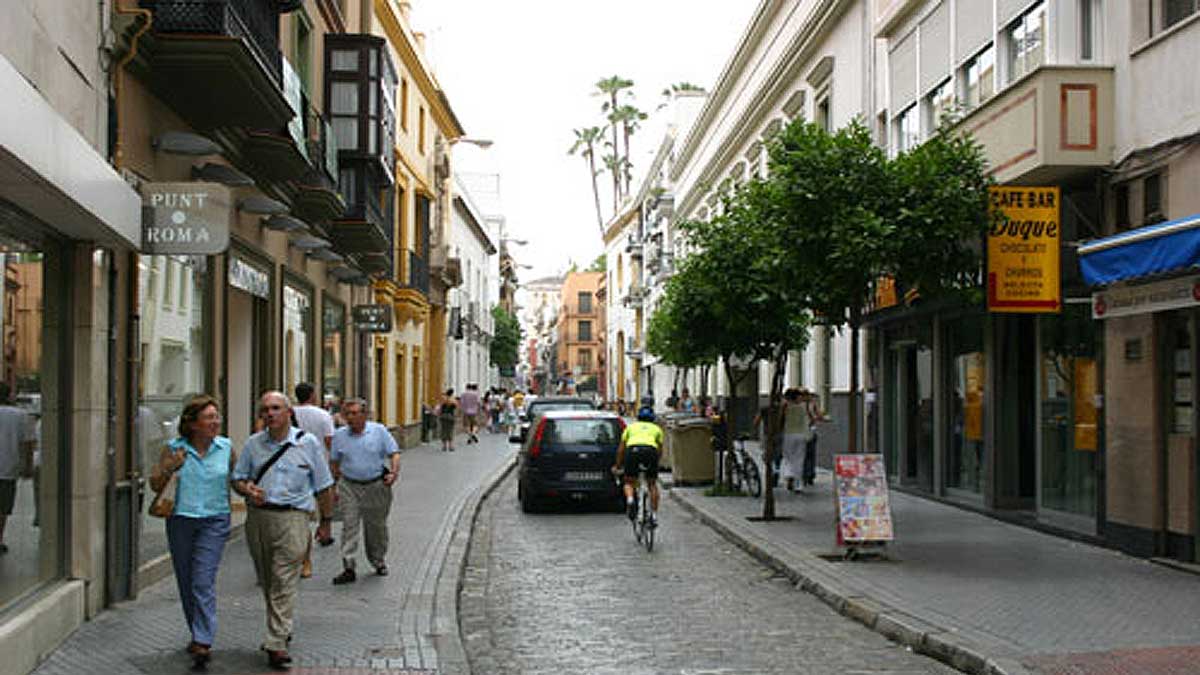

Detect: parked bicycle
725,433,763,497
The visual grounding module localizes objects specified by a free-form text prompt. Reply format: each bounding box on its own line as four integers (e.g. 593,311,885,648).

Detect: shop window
1169,314,1192,433
1144,172,1165,225
283,281,313,399
1006,2,1046,84
961,44,996,110
322,298,345,404
946,315,986,494
0,235,63,611
1039,307,1099,516
137,254,208,564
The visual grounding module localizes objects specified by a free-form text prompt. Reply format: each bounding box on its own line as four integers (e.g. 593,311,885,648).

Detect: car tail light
529,418,548,459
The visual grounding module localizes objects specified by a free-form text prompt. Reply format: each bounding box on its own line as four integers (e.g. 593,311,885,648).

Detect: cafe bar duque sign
142,182,231,255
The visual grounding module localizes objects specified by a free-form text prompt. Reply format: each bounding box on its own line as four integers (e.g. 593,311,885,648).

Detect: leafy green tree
587,253,607,273
489,305,522,373
609,104,647,195
569,126,607,234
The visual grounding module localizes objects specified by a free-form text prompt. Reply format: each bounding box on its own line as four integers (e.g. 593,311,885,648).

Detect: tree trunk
587,149,603,234
848,308,861,454
609,94,621,205
762,347,788,520
622,123,632,196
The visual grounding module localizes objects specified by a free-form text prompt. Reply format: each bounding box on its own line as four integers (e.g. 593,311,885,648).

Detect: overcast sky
413,1,760,280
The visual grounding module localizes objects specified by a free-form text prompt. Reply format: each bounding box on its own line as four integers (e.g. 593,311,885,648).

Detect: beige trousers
338,479,393,570
245,507,309,650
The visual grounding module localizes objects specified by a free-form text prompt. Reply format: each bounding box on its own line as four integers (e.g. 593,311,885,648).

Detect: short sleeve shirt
233,427,333,512
331,421,400,481
0,405,35,479
171,436,233,518
293,404,335,446
622,421,664,450
459,390,481,416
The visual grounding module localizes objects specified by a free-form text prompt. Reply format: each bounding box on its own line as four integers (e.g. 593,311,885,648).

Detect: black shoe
626,501,637,521
375,564,389,576
332,568,356,585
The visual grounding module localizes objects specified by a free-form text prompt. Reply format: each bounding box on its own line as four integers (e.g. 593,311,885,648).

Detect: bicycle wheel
725,455,741,492
642,490,654,552
744,459,762,498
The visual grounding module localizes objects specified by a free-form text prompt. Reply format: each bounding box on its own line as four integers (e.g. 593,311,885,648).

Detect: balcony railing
142,0,282,86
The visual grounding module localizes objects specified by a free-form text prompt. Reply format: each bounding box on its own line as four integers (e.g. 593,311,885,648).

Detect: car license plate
565,471,602,482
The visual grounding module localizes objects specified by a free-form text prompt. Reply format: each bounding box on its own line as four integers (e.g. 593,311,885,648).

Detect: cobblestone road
460,474,959,675
31,434,513,675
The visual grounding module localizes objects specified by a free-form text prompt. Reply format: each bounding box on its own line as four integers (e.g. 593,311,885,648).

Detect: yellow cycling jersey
622,421,663,449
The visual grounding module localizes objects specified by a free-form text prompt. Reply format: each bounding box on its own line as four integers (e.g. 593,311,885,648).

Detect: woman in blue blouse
149,394,234,668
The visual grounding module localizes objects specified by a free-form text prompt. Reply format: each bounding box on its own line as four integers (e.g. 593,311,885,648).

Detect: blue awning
1078,214,1200,286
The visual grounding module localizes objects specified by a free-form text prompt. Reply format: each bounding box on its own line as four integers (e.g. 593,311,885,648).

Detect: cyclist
612,404,664,525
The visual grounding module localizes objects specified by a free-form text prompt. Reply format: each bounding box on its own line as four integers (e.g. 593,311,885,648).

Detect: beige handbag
148,464,181,518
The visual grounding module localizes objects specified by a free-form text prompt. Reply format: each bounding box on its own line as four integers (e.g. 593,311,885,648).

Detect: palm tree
569,126,607,234
594,75,634,204
658,81,706,110
609,104,647,196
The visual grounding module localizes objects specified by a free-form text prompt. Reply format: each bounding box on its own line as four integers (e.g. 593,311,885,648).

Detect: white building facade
445,174,498,393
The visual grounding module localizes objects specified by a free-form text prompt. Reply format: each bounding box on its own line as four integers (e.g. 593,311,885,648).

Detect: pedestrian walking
0,383,35,556
147,394,233,668
292,382,336,578
503,393,518,437
801,389,827,486
460,383,481,444
329,398,400,584
779,389,811,492
437,389,457,451
489,390,503,434
678,388,696,414
231,391,334,669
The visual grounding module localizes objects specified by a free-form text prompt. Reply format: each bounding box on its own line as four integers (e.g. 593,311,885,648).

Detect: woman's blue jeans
166,513,230,646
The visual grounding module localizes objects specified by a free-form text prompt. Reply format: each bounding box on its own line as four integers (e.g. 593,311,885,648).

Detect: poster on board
834,454,894,543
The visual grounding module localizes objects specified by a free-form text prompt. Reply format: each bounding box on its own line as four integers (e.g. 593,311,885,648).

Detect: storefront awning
1078,214,1200,286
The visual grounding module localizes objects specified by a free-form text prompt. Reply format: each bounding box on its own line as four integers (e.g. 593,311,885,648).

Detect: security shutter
998,0,1039,27
955,0,993,64
889,30,917,116
919,2,951,93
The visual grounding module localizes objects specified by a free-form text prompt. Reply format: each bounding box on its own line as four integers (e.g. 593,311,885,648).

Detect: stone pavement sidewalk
30,432,515,675
667,448,1200,675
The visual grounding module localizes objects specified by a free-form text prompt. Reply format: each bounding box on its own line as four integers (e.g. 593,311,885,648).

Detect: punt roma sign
142,182,232,255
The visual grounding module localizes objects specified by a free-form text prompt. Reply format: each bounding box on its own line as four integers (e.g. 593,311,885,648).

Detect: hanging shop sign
229,255,270,299
143,183,232,255
352,304,393,333
833,454,894,544
987,186,1061,313
1091,275,1200,319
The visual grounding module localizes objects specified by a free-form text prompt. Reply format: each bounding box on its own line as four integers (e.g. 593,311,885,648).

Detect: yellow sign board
987,186,1061,313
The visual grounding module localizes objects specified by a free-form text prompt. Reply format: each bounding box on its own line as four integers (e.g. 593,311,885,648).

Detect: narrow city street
460,472,958,675
30,433,513,675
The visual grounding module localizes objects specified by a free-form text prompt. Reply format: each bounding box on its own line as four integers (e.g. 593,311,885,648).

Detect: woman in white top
779,389,812,492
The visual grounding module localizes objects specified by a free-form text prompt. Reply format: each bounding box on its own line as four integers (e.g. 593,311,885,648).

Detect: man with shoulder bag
329,398,400,584
231,391,334,669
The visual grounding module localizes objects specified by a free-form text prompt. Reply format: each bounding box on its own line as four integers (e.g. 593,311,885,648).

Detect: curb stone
668,486,1034,675
432,453,517,675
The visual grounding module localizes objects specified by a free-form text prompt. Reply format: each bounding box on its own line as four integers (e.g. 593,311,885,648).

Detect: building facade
445,173,498,393
556,272,604,396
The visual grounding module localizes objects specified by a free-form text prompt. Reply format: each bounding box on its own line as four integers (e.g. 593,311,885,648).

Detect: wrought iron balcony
328,176,391,255
138,0,291,130
406,250,430,296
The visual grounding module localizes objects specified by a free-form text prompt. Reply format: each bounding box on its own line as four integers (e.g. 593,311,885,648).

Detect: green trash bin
670,416,715,485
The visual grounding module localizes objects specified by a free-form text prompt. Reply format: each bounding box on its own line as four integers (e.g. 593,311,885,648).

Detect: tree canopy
489,305,522,371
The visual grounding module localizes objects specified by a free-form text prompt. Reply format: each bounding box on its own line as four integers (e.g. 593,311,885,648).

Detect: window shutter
955,0,993,64
889,31,917,116
919,2,951,93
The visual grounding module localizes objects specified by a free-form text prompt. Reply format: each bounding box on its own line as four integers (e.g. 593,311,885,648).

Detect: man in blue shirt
329,398,400,584
232,391,334,669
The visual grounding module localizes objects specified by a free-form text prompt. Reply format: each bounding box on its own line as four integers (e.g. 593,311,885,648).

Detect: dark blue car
517,410,625,513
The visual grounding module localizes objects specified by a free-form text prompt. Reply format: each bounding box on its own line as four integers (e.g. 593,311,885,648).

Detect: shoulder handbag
253,430,306,485
148,453,182,519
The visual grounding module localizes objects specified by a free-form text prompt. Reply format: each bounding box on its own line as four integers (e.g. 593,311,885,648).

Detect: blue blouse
171,436,233,518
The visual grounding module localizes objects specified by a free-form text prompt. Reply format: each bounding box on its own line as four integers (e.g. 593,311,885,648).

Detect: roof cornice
373,0,465,138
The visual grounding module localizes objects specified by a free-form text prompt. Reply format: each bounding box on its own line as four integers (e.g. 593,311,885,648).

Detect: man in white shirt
0,383,36,554
293,382,336,578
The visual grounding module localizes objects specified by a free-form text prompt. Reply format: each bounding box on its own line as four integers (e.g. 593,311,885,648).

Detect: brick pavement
666,442,1200,675
30,431,514,675
460,471,958,675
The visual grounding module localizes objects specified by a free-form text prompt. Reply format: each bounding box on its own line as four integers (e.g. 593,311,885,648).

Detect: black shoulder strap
254,430,305,484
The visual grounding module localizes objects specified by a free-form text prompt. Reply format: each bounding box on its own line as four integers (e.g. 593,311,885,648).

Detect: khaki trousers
245,507,309,650
338,479,393,570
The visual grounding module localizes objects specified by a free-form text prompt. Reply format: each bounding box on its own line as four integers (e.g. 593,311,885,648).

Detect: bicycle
724,434,763,497
615,468,657,552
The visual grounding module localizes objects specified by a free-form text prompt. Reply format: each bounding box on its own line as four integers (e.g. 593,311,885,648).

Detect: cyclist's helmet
636,406,655,422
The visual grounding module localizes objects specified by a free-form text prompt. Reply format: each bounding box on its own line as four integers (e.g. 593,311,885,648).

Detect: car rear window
545,419,621,446
529,402,593,416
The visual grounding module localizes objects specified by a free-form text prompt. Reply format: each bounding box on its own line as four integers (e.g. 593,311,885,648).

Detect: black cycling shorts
623,444,659,480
